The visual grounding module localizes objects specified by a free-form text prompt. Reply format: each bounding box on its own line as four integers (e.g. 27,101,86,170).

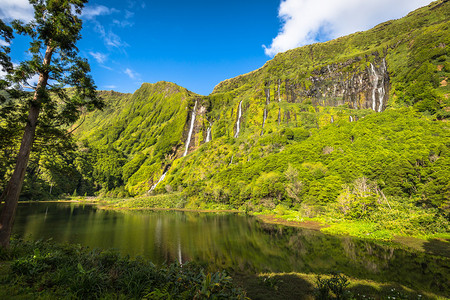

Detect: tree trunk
0,45,53,248
0,105,40,247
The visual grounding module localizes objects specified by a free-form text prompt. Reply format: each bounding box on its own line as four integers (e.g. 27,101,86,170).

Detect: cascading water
277,79,281,102
369,63,379,111
261,107,267,136
205,122,212,143
183,100,198,157
330,116,334,123
177,238,182,265
349,115,353,122
278,108,281,125
377,59,386,112
234,101,243,138
265,88,270,105
148,170,168,192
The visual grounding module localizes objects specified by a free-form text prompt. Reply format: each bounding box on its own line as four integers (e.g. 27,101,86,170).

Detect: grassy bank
90,193,450,247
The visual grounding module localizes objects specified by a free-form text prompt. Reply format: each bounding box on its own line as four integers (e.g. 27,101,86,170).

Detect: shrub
314,272,353,300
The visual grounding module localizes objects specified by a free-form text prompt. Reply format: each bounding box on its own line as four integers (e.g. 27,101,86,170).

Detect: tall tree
0,0,103,248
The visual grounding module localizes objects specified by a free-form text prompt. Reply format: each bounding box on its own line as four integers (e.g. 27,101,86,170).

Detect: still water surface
12,202,449,295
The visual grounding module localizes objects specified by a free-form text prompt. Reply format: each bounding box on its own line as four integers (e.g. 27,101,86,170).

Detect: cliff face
264,52,390,112
278,55,389,112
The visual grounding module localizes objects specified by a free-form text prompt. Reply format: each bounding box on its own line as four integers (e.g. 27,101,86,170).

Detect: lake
12,202,449,296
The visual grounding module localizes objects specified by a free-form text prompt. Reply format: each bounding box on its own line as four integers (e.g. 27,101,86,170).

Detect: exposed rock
267,56,389,112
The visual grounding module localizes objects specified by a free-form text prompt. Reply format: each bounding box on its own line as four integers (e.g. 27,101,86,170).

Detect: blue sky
1,0,433,95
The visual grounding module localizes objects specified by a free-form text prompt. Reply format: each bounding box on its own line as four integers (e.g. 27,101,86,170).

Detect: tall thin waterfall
277,79,281,102
177,238,182,265
265,88,270,105
377,59,386,112
261,107,267,136
278,108,281,125
228,155,234,166
183,101,198,157
369,63,379,111
149,170,168,192
330,116,334,123
349,115,353,122
205,122,212,143
234,101,243,138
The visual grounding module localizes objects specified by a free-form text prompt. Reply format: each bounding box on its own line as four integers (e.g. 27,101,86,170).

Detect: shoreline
21,198,450,256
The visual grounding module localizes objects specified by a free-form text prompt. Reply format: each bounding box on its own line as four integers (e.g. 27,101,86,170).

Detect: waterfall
330,116,334,123
229,155,234,166
261,107,267,136
205,122,212,143
378,87,385,112
277,79,281,102
177,238,182,265
183,100,198,157
378,59,386,112
234,100,243,138
149,170,168,192
349,115,353,122
278,107,281,125
369,63,379,111
265,88,270,105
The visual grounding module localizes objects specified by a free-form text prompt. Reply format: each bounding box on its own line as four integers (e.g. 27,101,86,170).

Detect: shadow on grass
233,271,447,300
422,238,450,258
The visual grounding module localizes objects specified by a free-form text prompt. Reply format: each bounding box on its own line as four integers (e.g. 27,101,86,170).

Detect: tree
0,0,103,248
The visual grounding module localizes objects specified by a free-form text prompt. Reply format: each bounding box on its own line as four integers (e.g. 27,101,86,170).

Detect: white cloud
93,23,129,49
104,85,117,90
0,0,33,21
100,65,114,71
89,51,107,64
0,62,39,91
27,73,40,87
264,0,433,56
112,19,134,28
0,65,7,78
125,10,134,19
112,10,134,27
82,5,119,20
127,1,146,9
105,31,129,48
124,68,138,79
0,39,10,47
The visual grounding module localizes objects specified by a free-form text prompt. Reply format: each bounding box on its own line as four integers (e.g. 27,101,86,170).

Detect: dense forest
1,0,449,239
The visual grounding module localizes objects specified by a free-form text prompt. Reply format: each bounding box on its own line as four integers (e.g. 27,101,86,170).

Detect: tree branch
19,81,36,90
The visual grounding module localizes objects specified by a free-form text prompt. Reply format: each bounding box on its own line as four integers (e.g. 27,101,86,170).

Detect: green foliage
1,239,246,299
314,272,352,300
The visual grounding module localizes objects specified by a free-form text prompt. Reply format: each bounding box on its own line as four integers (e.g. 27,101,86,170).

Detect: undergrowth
0,238,247,299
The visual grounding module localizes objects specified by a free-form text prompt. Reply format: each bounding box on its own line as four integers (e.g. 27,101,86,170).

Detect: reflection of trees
13,204,449,295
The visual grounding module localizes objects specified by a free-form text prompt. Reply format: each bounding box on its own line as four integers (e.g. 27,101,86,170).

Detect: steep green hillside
73,82,201,195
71,1,450,204
138,0,449,207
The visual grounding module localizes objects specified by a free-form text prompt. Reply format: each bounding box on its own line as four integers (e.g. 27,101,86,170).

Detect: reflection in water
12,203,449,295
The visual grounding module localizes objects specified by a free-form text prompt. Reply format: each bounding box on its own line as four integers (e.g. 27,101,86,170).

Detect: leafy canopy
6,0,103,126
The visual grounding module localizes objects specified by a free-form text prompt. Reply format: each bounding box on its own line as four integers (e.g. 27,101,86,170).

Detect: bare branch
19,81,36,90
